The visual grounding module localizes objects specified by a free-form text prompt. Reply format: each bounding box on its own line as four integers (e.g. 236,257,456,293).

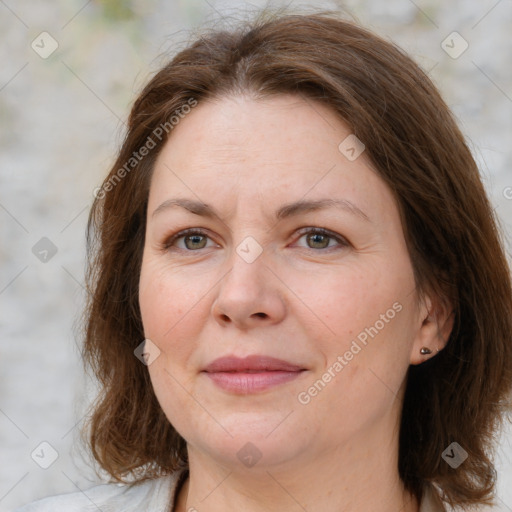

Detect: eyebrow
151,197,370,223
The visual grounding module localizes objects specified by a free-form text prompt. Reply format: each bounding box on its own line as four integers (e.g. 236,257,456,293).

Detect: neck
174,410,419,512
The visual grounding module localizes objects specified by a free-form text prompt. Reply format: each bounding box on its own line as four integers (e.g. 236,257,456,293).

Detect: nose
212,252,286,330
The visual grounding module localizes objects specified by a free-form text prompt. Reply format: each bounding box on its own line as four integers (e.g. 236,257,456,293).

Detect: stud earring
420,347,432,355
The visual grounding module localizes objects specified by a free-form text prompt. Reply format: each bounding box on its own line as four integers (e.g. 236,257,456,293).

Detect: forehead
156,94,346,170
149,94,396,224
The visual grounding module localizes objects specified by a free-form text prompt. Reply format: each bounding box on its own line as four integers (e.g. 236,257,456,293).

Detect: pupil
187,235,204,249
310,233,328,248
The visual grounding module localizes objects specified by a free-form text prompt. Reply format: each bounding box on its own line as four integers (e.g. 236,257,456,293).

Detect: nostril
254,312,267,318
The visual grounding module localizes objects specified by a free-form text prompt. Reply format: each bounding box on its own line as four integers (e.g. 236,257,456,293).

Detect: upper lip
203,355,305,373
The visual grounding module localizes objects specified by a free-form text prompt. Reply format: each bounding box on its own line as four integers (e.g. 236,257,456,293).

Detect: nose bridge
222,242,267,302
212,240,286,328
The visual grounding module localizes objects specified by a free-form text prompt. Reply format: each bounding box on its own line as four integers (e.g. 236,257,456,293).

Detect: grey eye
305,232,332,249
183,234,208,250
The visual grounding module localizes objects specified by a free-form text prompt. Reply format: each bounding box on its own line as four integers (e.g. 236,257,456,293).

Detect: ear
410,293,454,365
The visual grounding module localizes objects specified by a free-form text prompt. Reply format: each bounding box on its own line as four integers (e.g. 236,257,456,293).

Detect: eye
294,227,349,251
162,227,349,253
163,229,216,251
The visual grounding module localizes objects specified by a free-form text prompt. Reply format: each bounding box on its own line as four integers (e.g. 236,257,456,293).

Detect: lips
203,355,304,373
202,355,306,393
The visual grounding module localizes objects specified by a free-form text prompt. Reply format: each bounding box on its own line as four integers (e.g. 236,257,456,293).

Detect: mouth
202,355,307,394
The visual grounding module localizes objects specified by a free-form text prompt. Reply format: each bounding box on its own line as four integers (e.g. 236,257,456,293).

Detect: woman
16,10,512,512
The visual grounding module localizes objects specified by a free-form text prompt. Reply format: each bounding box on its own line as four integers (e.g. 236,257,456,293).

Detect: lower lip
204,371,304,393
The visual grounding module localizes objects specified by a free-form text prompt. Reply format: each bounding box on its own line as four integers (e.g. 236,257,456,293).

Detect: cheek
295,261,415,392
289,262,399,345
138,261,208,407
139,257,207,343
139,260,209,435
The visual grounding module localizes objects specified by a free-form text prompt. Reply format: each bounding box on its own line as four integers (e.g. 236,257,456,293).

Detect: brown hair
83,9,512,509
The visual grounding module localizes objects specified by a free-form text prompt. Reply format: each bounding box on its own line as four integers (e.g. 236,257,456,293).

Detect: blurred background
1,0,511,510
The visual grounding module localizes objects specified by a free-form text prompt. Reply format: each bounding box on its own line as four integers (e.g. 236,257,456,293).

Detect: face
139,94,431,472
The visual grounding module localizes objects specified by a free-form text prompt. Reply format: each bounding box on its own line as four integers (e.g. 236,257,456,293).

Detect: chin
185,411,311,470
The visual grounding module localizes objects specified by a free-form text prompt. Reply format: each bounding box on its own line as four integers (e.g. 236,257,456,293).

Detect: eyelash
162,227,350,252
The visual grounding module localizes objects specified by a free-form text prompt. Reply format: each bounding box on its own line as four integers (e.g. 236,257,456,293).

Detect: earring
420,347,432,355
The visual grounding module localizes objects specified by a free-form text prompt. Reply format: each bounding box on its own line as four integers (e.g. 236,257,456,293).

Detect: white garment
11,469,457,512
13,471,182,512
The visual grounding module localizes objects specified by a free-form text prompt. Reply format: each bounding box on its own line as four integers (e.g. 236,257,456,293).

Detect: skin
138,94,453,512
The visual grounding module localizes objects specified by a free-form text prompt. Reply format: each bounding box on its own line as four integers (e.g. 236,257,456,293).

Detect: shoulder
420,487,503,512
420,487,447,512
13,471,183,512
